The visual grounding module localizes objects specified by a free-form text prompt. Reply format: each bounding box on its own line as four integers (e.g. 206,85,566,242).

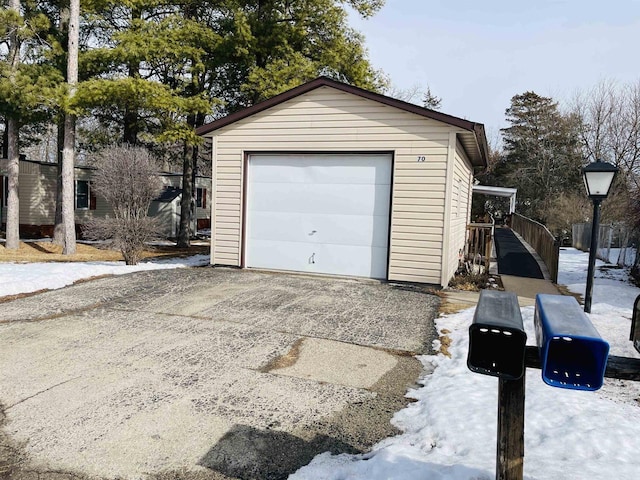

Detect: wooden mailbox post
469,292,640,480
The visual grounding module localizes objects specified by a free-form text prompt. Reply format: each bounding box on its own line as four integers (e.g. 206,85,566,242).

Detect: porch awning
472,185,517,213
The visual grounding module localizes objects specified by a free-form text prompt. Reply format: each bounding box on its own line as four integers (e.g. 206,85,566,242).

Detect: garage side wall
442,141,474,284
209,86,461,284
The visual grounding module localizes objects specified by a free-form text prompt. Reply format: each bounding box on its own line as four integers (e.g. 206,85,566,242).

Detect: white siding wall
160,174,212,222
208,86,470,285
442,141,474,284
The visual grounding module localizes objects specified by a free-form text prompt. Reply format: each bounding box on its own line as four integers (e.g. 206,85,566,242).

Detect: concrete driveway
0,267,439,479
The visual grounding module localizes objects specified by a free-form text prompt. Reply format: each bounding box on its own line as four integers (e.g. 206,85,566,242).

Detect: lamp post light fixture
582,159,618,313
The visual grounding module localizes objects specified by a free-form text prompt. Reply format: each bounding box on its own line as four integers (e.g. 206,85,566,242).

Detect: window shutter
202,188,207,210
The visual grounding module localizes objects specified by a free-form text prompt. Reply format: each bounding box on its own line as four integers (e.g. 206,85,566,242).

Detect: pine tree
71,0,385,246
422,86,442,110
0,0,62,249
215,0,386,114
498,92,583,221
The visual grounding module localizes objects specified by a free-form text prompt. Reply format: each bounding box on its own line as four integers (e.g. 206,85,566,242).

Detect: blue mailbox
468,290,527,380
534,294,609,391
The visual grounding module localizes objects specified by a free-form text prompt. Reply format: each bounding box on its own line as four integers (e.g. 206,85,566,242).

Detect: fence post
496,375,525,480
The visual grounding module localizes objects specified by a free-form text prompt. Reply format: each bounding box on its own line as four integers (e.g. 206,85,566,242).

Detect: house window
196,187,206,209
76,180,89,209
74,180,98,210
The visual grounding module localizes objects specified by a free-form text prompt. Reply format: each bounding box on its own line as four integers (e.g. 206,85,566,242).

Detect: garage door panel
247,153,391,279
249,240,388,279
250,154,392,185
250,182,390,217
249,211,389,248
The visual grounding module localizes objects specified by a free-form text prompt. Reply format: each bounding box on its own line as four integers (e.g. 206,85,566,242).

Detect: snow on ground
0,254,209,297
605,247,636,267
291,248,640,480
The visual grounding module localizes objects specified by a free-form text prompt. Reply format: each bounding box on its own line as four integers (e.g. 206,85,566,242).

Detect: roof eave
196,77,488,167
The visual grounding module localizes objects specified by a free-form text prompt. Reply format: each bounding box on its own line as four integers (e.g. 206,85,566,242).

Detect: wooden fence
466,220,494,273
511,213,559,283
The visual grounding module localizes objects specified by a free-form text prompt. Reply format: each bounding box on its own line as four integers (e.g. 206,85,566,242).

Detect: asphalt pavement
0,267,439,480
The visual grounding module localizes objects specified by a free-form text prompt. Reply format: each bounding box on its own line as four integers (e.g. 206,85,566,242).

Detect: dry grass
0,241,209,264
556,283,583,304
437,328,452,357
438,301,472,315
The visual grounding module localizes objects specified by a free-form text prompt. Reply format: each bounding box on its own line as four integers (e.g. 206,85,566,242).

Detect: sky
348,0,640,140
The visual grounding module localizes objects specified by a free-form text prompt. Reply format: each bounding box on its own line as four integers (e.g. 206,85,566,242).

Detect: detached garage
197,77,488,287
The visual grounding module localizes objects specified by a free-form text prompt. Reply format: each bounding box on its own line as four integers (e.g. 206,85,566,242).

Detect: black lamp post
582,159,618,313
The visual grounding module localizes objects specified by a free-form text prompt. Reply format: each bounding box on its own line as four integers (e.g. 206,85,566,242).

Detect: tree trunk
62,0,79,255
52,5,69,246
123,103,138,145
52,117,65,245
1,118,8,158
177,109,206,248
123,7,142,145
5,118,20,249
61,114,76,254
5,0,21,250
177,140,195,248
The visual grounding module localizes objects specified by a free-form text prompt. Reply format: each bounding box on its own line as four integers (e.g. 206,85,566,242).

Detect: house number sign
417,156,426,162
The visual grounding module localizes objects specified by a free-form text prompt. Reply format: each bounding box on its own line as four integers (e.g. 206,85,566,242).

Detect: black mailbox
535,294,609,391
630,294,640,354
467,290,527,380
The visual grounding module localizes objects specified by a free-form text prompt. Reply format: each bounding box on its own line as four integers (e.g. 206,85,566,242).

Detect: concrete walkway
500,275,561,306
445,275,561,309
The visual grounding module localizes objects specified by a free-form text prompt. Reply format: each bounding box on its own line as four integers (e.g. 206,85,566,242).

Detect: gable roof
154,186,182,202
196,76,488,167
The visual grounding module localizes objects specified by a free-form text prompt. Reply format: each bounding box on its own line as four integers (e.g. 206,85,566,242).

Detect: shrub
83,145,163,265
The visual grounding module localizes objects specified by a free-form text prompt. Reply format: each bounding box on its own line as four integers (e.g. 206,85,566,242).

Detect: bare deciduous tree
573,80,640,191
543,192,591,240
573,80,640,277
83,145,162,265
384,83,442,110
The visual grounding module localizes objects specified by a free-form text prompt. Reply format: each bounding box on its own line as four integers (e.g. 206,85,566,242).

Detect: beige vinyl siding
442,141,474,284
0,162,116,225
208,86,470,284
1,160,56,225
73,168,114,223
1,160,212,235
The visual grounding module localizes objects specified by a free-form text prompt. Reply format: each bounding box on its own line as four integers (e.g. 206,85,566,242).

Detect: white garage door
246,153,392,279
